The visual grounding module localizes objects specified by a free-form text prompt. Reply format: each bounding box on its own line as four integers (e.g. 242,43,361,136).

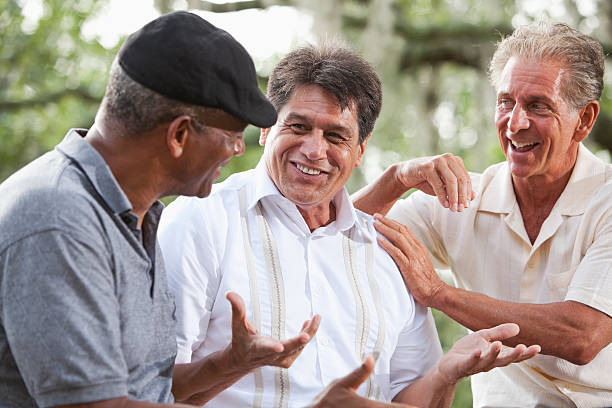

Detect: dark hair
489,22,604,109
267,42,382,143
101,59,210,135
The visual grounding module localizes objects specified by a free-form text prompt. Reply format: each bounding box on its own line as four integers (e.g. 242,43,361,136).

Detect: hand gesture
226,291,320,371
308,356,416,408
395,154,475,212
437,323,541,384
374,214,444,307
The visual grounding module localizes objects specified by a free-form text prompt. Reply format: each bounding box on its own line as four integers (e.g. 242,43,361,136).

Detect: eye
290,123,306,131
497,98,514,110
530,103,549,111
327,132,344,142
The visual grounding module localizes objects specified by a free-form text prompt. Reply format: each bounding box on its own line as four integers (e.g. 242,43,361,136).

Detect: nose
300,131,326,160
233,137,245,156
507,104,529,134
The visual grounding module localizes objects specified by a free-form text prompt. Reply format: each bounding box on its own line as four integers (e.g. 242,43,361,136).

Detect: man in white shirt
354,22,612,407
159,43,538,408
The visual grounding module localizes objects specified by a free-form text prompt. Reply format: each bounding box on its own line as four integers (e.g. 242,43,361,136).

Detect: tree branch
0,88,100,112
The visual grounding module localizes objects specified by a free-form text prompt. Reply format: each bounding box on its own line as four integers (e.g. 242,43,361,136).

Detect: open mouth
294,162,325,176
509,139,539,153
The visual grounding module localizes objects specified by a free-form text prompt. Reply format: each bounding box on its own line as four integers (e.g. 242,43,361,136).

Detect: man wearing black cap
0,11,382,408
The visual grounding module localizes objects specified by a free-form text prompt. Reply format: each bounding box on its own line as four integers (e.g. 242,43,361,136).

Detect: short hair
489,22,604,109
267,43,382,143
101,59,211,135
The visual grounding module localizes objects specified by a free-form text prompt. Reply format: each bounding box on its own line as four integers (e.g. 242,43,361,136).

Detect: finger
492,344,526,367
373,214,420,247
477,323,520,342
475,340,503,371
226,291,249,333
335,355,375,390
448,157,469,211
422,170,449,208
435,159,458,211
303,314,321,338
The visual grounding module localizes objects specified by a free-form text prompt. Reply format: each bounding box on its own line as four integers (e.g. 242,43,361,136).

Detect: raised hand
308,356,416,408
437,323,541,384
226,291,320,370
395,154,475,212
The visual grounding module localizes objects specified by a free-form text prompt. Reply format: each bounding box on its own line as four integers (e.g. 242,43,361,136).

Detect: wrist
390,163,413,197
222,343,254,376
428,281,452,310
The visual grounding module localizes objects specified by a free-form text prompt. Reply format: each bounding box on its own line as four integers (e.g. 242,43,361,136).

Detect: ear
574,100,599,143
259,127,271,146
166,115,192,158
354,133,371,167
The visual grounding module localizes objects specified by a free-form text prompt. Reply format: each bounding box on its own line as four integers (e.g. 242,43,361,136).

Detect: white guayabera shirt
389,144,612,408
158,162,442,408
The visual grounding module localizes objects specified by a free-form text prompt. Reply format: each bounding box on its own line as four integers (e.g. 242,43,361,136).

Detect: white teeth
296,163,321,175
511,140,537,148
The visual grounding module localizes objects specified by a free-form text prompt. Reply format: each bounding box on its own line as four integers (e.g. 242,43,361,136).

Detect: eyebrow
497,92,555,105
284,112,353,135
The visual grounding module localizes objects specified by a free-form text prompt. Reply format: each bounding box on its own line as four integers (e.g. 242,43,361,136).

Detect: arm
56,397,195,407
352,155,474,216
171,292,320,405
374,214,612,365
393,323,539,408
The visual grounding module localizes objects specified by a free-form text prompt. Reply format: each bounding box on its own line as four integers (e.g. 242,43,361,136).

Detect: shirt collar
478,143,609,215
55,128,133,215
246,160,358,232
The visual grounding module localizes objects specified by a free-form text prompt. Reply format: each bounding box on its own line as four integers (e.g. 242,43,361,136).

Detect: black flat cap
117,11,277,128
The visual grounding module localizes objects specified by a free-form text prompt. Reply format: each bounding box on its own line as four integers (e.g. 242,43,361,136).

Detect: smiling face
175,109,246,198
260,84,368,217
495,57,584,183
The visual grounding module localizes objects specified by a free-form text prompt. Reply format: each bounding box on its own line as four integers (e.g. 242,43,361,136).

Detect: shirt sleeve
566,205,612,317
388,301,443,400
158,196,223,364
1,229,128,407
388,192,451,270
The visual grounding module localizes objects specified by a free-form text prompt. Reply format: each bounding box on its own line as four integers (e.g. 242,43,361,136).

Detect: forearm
171,346,251,405
352,164,408,216
392,366,456,408
434,285,609,364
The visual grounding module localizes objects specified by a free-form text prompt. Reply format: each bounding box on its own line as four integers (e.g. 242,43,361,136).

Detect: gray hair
101,59,210,135
489,22,604,109
267,42,382,144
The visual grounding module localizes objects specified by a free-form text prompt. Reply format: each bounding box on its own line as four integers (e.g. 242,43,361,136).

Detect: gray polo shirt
0,129,177,407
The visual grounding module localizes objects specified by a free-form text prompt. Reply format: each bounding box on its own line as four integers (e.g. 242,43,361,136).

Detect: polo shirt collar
55,129,133,215
477,143,608,216
478,162,516,214
247,160,358,232
555,143,609,215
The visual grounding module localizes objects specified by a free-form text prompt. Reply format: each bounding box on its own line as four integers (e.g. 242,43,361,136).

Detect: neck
512,164,574,244
298,202,336,232
85,122,163,226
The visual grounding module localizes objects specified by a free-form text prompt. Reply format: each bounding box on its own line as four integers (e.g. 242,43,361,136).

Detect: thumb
335,355,375,390
226,291,247,330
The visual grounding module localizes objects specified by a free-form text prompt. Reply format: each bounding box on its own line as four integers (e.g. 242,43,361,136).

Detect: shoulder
0,152,111,250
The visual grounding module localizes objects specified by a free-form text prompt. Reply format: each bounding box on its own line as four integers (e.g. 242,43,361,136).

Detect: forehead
497,56,565,99
201,108,248,132
280,85,359,128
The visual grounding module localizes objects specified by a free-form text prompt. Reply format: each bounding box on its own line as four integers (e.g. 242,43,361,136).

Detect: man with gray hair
355,22,612,406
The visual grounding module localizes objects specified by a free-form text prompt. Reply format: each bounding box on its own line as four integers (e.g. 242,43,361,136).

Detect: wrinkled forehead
497,56,566,98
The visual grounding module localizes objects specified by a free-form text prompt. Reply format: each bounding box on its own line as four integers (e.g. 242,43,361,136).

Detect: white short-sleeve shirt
389,144,612,408
159,163,442,407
